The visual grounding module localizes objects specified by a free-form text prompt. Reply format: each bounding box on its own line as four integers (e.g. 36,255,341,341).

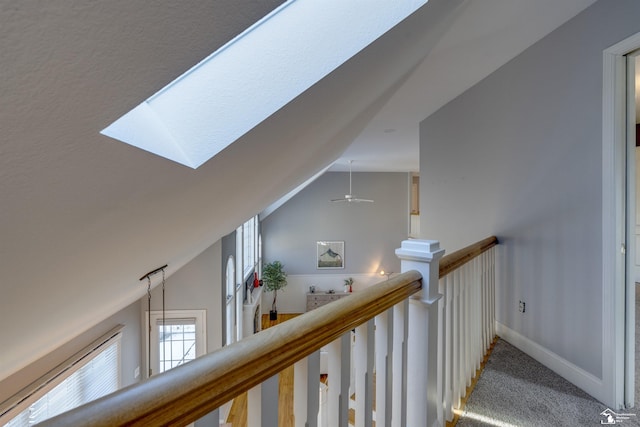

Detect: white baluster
294,358,308,427
454,269,463,406
436,277,445,426
339,332,351,427
470,261,476,382
472,258,478,369
384,307,394,427
460,268,467,393
443,276,454,421
365,319,375,427
484,251,488,340
261,374,279,427
396,239,444,427
209,408,219,427
354,323,368,427
327,338,341,427
248,384,261,427
307,351,321,427
391,300,407,427
482,252,488,350
375,311,389,427
491,247,496,338
464,263,472,388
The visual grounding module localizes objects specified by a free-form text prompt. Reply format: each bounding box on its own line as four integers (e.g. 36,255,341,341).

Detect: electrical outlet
519,300,526,313
134,366,140,379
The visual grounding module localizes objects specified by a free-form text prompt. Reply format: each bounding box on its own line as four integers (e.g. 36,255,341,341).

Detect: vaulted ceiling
0,0,596,381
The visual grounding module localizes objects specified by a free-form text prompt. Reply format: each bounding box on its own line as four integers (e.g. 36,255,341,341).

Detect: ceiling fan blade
330,161,374,203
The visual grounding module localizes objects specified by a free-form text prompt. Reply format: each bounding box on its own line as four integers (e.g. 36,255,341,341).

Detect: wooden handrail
40,270,423,427
439,236,498,278
39,236,498,427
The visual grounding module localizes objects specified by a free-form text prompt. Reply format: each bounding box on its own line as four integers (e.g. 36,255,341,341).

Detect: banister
439,236,498,278
40,270,423,427
39,236,497,427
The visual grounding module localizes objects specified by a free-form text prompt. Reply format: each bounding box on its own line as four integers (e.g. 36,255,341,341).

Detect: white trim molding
602,30,640,409
496,322,604,403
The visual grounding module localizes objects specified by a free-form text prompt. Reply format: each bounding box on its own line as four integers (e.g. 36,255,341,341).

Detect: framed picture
316,241,344,269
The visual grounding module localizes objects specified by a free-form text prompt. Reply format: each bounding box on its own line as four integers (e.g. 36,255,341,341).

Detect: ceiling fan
331,160,374,203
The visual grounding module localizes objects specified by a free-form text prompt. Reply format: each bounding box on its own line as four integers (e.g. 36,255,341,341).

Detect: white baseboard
495,321,606,404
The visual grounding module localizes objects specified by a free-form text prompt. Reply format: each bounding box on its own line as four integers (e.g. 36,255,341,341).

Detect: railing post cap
396,239,445,262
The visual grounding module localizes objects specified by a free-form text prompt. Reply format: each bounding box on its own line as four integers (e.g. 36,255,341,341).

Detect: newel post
396,239,444,427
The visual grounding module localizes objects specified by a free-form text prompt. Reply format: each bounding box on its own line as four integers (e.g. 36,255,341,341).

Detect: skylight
101,0,429,169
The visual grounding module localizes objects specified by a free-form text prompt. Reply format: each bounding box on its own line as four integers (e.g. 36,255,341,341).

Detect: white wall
269,273,387,313
419,0,640,402
261,171,409,312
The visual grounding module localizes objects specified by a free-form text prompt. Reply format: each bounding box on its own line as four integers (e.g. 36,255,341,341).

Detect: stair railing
437,236,498,424
39,236,497,427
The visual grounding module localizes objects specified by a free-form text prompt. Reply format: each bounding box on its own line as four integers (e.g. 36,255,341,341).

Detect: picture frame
316,241,345,269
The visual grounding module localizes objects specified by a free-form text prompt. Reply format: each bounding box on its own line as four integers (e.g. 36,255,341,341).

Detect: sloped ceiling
0,0,597,382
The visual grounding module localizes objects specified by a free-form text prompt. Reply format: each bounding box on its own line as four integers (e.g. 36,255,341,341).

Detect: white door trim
625,50,639,409
603,31,640,409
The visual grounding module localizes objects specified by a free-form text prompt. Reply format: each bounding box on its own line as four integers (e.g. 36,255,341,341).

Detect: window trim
145,310,206,378
225,256,236,346
0,326,123,425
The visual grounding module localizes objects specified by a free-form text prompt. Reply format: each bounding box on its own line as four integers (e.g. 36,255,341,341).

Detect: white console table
306,292,351,311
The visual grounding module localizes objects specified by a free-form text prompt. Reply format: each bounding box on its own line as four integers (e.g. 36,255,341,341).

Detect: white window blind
0,327,122,427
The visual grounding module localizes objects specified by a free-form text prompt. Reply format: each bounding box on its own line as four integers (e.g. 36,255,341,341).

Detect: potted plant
344,277,354,293
262,260,287,320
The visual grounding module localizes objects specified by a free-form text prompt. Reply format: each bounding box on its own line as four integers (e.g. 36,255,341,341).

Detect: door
146,309,207,377
625,50,639,408
633,54,640,283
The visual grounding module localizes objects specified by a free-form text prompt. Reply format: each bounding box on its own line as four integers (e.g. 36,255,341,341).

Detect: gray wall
262,172,409,275
147,239,223,427
420,0,640,385
148,240,223,353
1,228,223,424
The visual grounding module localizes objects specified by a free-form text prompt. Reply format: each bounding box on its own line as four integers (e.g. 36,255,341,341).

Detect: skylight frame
101,0,429,169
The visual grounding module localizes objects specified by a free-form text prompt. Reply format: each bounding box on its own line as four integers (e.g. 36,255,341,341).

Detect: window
0,328,122,427
227,216,261,344
243,216,255,278
237,215,260,280
235,279,243,343
146,310,206,377
225,256,236,346
159,320,196,373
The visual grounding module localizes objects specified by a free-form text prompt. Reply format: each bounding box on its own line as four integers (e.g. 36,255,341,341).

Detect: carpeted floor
455,339,629,426
455,286,640,426
636,283,640,416
457,284,640,427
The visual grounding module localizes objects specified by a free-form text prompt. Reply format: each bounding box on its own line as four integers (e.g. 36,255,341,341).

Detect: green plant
344,277,353,292
262,260,288,312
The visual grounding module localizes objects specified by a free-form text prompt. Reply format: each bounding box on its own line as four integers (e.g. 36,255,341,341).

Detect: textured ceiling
0,0,597,382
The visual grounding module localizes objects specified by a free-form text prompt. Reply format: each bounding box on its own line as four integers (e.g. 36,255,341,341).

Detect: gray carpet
636,283,640,415
455,287,640,426
455,339,624,426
